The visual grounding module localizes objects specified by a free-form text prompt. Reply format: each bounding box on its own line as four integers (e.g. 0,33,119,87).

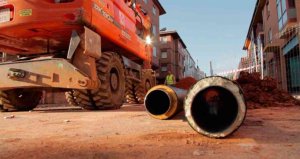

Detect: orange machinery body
0,0,151,62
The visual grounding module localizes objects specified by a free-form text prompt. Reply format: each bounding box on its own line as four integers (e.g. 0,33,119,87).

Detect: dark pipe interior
145,90,170,115
191,86,238,133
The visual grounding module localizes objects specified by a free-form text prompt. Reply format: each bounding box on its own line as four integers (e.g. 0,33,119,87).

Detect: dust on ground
0,104,300,159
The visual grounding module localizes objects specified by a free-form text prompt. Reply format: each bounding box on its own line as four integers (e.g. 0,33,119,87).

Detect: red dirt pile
236,71,300,109
175,77,197,90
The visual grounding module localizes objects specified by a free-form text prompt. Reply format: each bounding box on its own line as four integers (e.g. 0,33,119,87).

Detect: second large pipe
144,85,187,120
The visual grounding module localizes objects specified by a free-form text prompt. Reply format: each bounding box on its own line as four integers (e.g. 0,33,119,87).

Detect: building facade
243,0,300,95
158,30,204,83
183,50,196,77
195,66,206,80
136,0,166,69
158,30,186,83
183,50,205,80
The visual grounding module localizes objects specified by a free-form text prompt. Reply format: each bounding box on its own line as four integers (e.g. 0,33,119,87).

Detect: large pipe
184,76,247,138
144,85,187,120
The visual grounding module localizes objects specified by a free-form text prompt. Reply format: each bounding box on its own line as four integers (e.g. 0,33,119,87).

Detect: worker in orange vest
164,71,176,86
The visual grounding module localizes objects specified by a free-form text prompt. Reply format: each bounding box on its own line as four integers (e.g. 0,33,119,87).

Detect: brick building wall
244,0,300,95
158,30,186,84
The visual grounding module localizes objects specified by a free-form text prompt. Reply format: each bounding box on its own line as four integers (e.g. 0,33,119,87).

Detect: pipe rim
184,76,247,138
144,85,178,120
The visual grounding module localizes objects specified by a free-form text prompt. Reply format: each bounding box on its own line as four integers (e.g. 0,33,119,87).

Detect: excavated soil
175,77,197,90
236,72,300,109
1,104,300,159
174,74,300,109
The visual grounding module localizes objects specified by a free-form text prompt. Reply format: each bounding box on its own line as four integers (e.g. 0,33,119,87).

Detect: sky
159,0,257,74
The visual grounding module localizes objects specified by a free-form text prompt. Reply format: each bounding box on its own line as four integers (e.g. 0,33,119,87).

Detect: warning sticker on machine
19,9,32,17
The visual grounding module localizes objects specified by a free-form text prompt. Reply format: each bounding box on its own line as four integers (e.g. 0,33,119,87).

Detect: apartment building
243,0,300,95
183,50,196,77
158,30,204,83
194,67,206,80
238,57,251,69
197,68,206,80
183,50,205,80
158,30,186,83
136,0,166,68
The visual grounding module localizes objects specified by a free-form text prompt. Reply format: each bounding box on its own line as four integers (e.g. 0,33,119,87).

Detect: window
277,1,282,20
288,0,295,8
161,66,167,72
282,0,287,11
161,51,167,58
266,1,270,18
178,43,182,50
153,46,157,57
277,0,288,30
182,48,185,54
160,36,168,43
152,25,156,36
153,5,157,15
268,28,272,42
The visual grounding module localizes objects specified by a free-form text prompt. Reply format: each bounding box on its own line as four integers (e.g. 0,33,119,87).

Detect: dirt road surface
1,104,300,159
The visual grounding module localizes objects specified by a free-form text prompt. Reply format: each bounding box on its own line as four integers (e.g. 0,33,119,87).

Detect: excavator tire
135,70,156,104
125,79,140,104
67,89,98,110
69,52,126,110
65,90,80,107
0,89,42,112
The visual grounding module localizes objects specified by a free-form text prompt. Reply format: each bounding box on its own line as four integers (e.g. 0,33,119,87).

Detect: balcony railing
278,8,297,38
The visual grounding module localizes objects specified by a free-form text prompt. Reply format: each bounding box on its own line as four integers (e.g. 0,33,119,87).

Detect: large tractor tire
125,69,156,104
125,79,140,104
66,89,99,110
66,52,126,110
136,69,156,103
0,89,42,112
65,90,79,106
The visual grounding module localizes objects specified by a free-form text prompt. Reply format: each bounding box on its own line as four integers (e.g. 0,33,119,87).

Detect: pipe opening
191,86,238,133
145,90,171,115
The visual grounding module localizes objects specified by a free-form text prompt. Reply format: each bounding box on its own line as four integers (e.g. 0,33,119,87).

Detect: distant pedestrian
164,71,176,86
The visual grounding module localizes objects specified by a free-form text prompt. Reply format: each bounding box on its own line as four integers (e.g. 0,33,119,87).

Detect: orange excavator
0,0,156,111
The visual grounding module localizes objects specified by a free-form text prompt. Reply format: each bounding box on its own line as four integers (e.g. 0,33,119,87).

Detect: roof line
243,0,260,50
153,0,166,15
160,30,187,48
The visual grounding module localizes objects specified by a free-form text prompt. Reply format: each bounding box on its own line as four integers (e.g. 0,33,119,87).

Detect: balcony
278,8,297,39
263,42,281,53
